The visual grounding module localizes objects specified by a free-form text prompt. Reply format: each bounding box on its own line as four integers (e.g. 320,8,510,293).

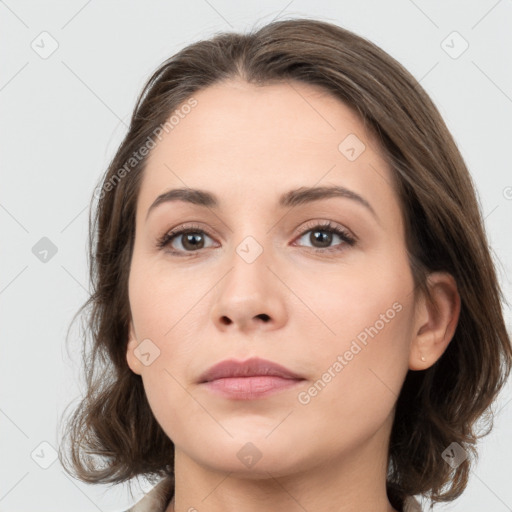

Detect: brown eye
156,225,217,254
307,229,334,248
156,221,356,257
295,221,356,252
178,232,206,251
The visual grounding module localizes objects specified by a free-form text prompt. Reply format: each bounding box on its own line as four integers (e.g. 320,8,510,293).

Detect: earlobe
408,272,461,371
126,322,143,375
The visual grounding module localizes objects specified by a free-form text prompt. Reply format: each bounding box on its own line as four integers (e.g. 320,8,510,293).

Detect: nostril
256,313,270,322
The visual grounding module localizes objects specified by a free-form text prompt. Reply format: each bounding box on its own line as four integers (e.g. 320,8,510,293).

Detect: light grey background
1,1,511,511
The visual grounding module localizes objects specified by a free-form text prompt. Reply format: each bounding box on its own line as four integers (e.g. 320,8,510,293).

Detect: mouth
202,375,304,400
198,356,304,383
197,357,306,400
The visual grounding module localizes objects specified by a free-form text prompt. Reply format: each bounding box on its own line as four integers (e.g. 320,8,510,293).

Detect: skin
126,79,460,512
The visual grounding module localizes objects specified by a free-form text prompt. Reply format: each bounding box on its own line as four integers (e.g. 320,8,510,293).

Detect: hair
58,17,512,509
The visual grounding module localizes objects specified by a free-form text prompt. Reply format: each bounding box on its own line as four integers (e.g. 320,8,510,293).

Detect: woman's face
126,80,420,477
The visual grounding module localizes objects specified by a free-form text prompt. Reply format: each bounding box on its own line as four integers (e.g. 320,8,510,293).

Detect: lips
198,357,304,383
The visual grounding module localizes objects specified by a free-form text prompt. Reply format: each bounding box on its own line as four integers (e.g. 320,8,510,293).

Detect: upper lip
198,357,304,383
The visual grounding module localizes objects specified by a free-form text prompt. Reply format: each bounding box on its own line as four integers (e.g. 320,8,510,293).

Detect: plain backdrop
1,1,511,511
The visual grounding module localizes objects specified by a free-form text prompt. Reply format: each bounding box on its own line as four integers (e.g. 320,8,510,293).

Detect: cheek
128,252,203,339
128,258,210,440
296,254,414,413
141,377,187,447
298,254,412,352
294,304,413,454
136,330,204,445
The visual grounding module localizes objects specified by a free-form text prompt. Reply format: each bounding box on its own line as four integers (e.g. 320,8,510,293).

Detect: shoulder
124,476,174,512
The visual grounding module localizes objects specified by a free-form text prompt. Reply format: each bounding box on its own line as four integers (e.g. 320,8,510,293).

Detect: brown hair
58,17,512,507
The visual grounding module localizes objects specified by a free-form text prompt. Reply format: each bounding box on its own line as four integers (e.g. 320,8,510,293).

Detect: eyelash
155,220,356,257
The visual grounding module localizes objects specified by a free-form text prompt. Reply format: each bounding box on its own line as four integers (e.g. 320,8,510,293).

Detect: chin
180,432,304,473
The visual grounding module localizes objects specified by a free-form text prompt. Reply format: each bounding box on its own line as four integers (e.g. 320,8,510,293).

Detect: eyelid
294,219,357,242
155,222,217,251
156,219,357,255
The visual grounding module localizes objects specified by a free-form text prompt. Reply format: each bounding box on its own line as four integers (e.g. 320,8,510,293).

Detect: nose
210,242,288,333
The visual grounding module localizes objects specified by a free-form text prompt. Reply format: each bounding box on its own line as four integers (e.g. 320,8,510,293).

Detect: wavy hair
58,17,512,508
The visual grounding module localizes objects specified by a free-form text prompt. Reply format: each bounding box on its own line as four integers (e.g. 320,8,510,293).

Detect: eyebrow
145,185,378,222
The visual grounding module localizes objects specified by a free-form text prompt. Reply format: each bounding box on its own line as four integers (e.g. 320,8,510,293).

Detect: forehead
149,79,376,160
137,80,399,224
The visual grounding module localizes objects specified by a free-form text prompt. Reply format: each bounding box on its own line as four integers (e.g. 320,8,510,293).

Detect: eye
156,223,217,255
293,221,356,253
156,220,356,256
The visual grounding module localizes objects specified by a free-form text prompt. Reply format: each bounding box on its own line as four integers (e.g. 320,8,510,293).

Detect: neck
165,414,398,512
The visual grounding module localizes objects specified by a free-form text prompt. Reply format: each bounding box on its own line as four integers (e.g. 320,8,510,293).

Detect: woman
59,18,512,512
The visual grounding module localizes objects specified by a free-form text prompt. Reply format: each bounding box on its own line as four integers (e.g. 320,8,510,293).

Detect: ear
126,321,143,375
409,272,461,371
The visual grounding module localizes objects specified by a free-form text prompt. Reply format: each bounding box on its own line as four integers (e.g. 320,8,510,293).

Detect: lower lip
202,376,304,400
